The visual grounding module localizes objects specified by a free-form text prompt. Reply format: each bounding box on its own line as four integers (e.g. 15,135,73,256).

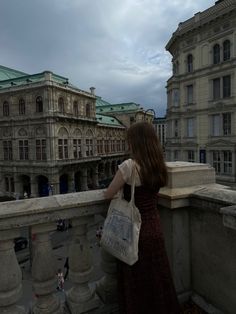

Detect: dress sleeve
118,159,133,183
118,159,141,186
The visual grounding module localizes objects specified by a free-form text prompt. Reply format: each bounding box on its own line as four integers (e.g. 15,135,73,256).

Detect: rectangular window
223,113,231,135
19,140,28,160
223,151,232,174
116,140,121,152
212,114,220,136
186,118,194,137
58,139,68,159
187,150,195,162
73,139,82,158
223,75,231,98
36,139,47,160
97,139,103,154
3,140,12,160
213,151,221,174
86,139,93,156
187,85,193,104
213,78,220,100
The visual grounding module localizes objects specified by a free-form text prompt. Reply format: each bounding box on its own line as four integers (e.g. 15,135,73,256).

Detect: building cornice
166,0,236,52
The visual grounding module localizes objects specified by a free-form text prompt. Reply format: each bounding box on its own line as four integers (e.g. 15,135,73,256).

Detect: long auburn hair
127,121,168,191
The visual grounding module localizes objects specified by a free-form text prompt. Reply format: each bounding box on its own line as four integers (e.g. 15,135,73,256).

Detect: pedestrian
64,257,69,280
56,268,64,291
104,122,181,314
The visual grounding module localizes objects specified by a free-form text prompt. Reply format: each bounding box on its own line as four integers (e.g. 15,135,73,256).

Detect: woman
104,122,180,314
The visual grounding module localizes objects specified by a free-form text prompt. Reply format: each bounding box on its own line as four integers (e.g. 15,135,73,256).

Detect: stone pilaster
66,217,100,313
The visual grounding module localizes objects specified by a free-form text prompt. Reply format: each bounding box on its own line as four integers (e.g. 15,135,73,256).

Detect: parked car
14,237,28,251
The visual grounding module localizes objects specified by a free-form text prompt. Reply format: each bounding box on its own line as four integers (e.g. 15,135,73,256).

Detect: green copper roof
0,65,28,81
96,97,140,114
96,96,113,107
96,114,124,127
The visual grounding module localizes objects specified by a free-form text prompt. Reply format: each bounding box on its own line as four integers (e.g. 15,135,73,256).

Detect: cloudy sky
1,0,215,116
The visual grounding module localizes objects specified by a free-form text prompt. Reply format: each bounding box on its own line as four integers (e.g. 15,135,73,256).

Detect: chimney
90,87,95,95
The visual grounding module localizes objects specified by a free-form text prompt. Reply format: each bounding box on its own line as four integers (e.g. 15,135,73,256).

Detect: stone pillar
96,248,118,303
68,171,75,193
30,175,38,198
80,168,88,191
49,174,60,195
31,223,62,314
0,229,26,314
92,165,99,189
66,216,100,313
14,175,22,199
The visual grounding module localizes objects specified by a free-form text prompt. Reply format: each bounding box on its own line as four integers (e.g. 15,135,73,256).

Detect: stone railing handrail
0,190,109,230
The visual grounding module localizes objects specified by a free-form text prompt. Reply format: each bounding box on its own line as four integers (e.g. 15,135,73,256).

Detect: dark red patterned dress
117,184,181,314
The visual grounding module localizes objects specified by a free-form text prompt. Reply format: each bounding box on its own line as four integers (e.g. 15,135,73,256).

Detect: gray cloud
0,0,214,116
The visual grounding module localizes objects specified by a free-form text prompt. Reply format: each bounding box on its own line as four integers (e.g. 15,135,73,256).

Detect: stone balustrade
0,162,236,314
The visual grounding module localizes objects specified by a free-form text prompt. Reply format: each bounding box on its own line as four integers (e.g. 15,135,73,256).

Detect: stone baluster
96,248,118,303
31,223,62,314
66,216,100,313
0,229,26,314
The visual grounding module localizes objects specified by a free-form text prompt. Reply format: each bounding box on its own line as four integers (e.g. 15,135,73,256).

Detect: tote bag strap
130,160,137,205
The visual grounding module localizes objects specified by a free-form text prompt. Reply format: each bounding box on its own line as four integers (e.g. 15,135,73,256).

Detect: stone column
80,168,88,191
14,175,22,199
66,216,100,313
96,248,118,303
0,229,26,314
92,165,99,189
31,223,62,314
30,175,38,198
49,174,60,195
68,171,75,193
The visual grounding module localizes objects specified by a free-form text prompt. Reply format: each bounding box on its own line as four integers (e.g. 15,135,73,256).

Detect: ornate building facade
0,66,128,198
165,0,236,182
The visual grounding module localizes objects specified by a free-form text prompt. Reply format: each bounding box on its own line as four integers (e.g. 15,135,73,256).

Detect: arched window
3,101,9,116
19,98,25,115
223,40,230,61
213,44,220,64
73,101,78,116
58,97,65,114
86,103,91,117
187,54,193,72
36,96,43,112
